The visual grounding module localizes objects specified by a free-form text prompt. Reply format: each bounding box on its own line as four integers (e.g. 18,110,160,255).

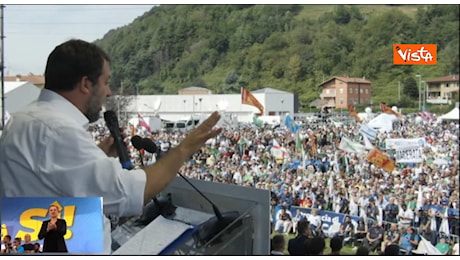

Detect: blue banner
1,197,104,253
273,205,360,233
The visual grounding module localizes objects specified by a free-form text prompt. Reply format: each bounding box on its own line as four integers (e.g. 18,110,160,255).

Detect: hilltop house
319,76,372,109
426,74,459,105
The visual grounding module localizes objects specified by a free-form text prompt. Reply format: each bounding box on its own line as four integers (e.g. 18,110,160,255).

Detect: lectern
111,176,271,255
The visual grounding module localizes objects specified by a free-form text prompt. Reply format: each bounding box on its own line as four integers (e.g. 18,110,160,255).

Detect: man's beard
85,95,102,123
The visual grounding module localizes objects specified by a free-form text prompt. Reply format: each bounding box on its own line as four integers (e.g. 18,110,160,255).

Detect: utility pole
422,81,426,111
1,5,5,130
416,74,422,111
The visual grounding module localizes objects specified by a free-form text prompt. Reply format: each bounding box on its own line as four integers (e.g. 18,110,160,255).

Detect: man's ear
78,76,92,95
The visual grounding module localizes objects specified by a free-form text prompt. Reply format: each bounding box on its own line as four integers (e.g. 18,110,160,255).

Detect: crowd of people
89,110,458,255
1,234,41,253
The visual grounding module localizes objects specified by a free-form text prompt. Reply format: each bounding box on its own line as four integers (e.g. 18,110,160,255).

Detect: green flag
253,115,264,127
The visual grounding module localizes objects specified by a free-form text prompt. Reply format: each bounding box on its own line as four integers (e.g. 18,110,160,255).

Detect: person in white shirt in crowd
274,207,292,234
0,39,222,254
308,208,323,237
291,208,307,235
398,203,414,232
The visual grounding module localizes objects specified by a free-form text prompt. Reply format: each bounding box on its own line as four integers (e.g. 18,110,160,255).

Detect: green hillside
94,4,459,112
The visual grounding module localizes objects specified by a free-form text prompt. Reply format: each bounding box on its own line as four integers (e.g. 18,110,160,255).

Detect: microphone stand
133,147,176,226
177,172,223,221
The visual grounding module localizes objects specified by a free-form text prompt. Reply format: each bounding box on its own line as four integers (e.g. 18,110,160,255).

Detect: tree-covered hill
94,4,459,111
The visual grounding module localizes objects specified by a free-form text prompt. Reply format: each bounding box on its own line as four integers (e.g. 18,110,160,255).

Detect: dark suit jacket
38,218,68,253
288,234,311,255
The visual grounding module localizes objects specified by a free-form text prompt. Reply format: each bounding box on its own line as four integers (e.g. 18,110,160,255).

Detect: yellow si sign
3,200,76,241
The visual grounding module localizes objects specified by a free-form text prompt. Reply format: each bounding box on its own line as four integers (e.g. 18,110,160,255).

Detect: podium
111,176,271,255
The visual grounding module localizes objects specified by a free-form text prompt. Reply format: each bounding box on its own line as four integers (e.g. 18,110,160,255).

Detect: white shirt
233,171,243,184
0,89,146,254
308,214,322,227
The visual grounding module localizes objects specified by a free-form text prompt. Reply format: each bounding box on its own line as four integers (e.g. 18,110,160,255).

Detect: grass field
271,231,380,255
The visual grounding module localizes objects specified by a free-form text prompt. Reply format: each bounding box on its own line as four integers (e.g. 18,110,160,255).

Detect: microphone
131,135,146,168
131,135,145,151
103,110,133,170
142,137,158,154
130,135,176,225
140,137,242,247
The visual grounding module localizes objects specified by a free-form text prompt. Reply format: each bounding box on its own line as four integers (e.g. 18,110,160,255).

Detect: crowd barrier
273,205,360,234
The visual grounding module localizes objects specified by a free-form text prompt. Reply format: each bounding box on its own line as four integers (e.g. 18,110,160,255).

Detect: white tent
3,81,41,114
438,107,459,121
367,113,398,132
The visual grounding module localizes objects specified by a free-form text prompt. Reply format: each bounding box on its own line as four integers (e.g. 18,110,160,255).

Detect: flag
439,208,450,236
285,114,299,133
416,185,423,210
412,235,443,255
363,134,374,150
418,111,436,122
296,134,302,152
359,123,377,141
138,113,151,132
129,123,136,137
272,138,281,149
241,87,264,115
366,148,395,173
380,103,402,118
307,132,317,156
338,137,366,155
253,115,264,127
348,104,362,123
328,173,334,197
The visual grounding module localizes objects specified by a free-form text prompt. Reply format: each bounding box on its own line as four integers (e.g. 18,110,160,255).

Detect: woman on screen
38,204,68,253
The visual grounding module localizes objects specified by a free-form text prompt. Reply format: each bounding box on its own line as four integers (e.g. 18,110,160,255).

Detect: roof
319,76,372,86
252,87,290,94
426,75,459,83
309,99,328,108
5,81,31,93
4,73,45,85
180,86,210,91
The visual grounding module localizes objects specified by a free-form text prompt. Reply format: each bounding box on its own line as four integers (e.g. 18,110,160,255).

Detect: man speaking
0,39,222,253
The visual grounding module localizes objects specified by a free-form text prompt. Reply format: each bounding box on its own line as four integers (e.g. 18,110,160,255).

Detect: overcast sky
3,4,155,76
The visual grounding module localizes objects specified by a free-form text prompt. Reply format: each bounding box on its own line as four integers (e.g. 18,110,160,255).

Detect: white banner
338,137,366,155
394,146,423,163
385,137,426,150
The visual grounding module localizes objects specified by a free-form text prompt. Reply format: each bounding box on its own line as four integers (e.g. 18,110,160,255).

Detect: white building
121,87,295,123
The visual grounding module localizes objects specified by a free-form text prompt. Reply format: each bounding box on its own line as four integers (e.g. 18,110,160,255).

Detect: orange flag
307,132,317,156
366,148,395,173
380,103,402,118
348,104,362,123
130,123,136,137
241,87,264,115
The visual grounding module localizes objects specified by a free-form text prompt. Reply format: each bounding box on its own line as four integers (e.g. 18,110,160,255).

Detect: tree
334,5,351,24
403,77,419,99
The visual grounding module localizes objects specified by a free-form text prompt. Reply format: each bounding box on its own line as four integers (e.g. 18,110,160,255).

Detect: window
339,88,344,94
340,99,344,104
326,89,330,94
349,88,353,94
360,89,363,93
355,88,358,94
445,83,449,88
365,89,369,94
